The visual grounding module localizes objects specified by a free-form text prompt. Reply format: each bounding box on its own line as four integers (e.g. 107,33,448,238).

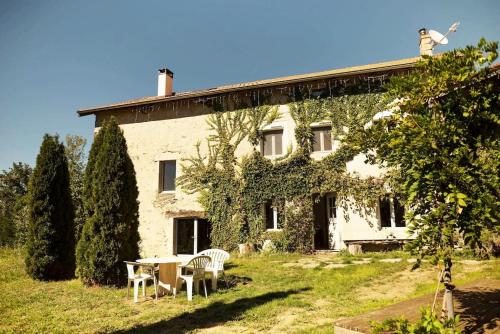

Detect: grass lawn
0,248,498,334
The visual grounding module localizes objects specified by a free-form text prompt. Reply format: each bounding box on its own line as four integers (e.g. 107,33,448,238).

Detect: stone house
78,56,423,256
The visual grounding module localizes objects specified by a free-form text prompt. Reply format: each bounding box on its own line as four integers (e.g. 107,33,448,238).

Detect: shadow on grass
454,285,500,333
114,287,311,333
223,262,238,270
218,274,252,290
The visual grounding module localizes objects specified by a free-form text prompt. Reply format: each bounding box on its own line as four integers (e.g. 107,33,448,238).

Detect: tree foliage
289,99,327,153
64,135,87,242
328,93,384,140
245,105,281,147
82,125,104,230
25,135,75,280
283,197,315,253
76,118,140,286
179,111,248,249
0,162,32,246
370,39,500,265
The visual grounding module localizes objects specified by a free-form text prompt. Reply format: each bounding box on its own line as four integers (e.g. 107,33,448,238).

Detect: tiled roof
77,56,421,116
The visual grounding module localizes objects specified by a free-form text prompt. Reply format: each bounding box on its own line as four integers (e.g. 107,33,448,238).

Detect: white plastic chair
124,261,158,303
198,249,230,290
176,255,211,301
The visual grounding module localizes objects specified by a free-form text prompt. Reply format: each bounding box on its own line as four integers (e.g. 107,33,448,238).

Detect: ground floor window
265,201,282,230
378,197,405,228
175,218,211,254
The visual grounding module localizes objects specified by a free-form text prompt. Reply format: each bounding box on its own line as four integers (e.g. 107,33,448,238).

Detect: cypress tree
81,129,103,230
76,118,140,286
25,135,75,280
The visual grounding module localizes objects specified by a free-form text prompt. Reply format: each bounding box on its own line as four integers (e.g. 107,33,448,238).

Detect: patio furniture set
124,248,230,303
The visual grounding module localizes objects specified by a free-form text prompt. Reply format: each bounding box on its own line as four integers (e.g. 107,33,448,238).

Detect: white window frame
378,198,405,229
311,121,333,153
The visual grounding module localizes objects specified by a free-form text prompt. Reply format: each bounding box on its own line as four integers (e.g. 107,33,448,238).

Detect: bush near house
25,135,75,280
76,118,140,286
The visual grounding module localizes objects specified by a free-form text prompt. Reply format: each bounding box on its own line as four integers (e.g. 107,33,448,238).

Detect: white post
193,218,198,254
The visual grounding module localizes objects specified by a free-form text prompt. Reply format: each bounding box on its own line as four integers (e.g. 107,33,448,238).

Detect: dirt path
335,279,500,334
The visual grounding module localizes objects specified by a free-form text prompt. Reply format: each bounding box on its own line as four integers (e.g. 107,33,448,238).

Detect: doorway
313,193,339,250
175,218,211,255
326,194,341,250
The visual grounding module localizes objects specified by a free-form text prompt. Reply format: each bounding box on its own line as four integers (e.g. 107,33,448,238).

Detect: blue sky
0,0,499,170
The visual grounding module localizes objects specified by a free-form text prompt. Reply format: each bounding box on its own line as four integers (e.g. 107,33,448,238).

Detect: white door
327,195,341,250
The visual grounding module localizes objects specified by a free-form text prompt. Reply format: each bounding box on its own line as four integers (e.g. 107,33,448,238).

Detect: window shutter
312,126,332,152
323,128,332,151
313,128,322,152
274,131,283,155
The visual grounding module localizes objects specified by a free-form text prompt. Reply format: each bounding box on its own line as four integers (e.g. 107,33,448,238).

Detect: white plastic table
137,256,193,296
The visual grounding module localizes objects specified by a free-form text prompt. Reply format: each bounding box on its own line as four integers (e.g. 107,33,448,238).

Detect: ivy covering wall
178,89,389,253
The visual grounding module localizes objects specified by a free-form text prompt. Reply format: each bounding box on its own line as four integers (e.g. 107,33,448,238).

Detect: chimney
419,28,433,56
157,68,174,96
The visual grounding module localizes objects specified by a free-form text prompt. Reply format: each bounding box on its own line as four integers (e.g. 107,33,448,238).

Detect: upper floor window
379,197,405,228
261,129,283,157
159,160,176,192
312,126,332,152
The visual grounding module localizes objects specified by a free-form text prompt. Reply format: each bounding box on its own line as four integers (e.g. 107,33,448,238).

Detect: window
265,201,282,230
379,198,392,227
312,126,332,152
261,129,283,156
327,195,336,220
379,197,406,228
159,160,176,192
394,198,405,227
